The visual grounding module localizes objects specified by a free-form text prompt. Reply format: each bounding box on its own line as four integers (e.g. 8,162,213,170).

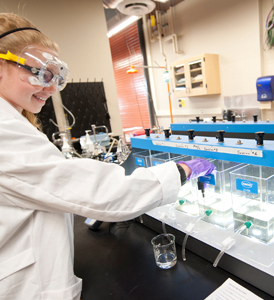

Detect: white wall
145,0,273,128
0,0,123,136
2,0,274,131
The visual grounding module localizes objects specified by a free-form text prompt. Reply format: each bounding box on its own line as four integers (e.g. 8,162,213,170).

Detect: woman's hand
177,159,216,180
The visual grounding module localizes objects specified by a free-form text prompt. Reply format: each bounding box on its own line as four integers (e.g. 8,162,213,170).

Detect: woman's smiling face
0,46,58,114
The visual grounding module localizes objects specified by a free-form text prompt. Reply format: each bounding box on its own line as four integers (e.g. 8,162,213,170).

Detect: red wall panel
109,22,150,130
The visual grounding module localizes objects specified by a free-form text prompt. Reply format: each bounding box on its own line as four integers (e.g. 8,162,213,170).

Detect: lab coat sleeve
0,116,181,222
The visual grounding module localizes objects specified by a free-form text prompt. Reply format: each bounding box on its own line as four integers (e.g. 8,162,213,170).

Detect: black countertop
74,215,274,300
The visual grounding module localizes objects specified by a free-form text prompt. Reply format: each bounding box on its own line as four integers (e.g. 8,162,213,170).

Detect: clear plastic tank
175,156,210,216
198,160,244,228
230,164,274,243
173,155,198,215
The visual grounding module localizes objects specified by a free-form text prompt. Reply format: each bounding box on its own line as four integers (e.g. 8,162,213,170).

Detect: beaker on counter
151,233,177,269
230,164,274,243
198,160,244,229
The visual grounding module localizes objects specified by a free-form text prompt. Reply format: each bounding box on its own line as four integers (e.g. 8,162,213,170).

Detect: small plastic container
151,234,177,269
198,160,244,228
230,164,274,243
132,150,161,168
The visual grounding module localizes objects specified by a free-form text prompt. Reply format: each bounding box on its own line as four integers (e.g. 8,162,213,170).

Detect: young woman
0,13,215,300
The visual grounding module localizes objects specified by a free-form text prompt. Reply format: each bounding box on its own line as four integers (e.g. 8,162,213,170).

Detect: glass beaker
151,233,177,269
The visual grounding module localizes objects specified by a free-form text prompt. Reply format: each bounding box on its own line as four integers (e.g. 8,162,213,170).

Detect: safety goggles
0,45,70,91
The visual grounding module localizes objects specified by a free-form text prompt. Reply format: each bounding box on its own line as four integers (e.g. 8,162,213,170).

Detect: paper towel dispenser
256,76,274,101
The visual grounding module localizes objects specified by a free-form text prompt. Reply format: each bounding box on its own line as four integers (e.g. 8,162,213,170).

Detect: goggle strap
0,27,40,40
0,51,25,65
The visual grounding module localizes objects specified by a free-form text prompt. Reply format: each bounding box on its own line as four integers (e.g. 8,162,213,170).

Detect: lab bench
128,120,274,297
73,215,274,300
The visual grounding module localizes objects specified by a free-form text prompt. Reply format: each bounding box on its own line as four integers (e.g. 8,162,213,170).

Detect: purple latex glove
177,159,216,180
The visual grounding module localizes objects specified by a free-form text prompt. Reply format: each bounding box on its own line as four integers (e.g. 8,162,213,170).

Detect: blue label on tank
236,179,258,194
135,157,145,167
152,160,163,166
198,174,215,185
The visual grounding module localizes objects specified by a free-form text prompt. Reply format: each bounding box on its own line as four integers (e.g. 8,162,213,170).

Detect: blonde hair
0,13,59,130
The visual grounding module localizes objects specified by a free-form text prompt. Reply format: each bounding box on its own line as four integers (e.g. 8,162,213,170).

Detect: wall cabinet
170,53,221,97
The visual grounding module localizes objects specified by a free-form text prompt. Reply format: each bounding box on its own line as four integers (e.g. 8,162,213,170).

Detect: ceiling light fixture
107,15,140,38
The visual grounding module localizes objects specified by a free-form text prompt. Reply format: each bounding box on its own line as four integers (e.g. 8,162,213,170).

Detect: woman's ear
0,59,7,79
0,59,3,78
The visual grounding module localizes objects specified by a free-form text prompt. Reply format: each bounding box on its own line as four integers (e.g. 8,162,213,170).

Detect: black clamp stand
196,116,200,123
216,130,225,143
231,115,235,123
255,131,264,146
212,116,216,123
187,129,195,141
164,129,171,139
253,115,258,123
144,128,150,137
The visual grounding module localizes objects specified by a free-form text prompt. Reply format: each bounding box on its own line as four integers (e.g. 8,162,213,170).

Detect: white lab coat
0,97,181,300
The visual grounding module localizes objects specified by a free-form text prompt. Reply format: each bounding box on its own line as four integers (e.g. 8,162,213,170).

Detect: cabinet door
172,61,187,97
171,54,221,98
187,57,207,96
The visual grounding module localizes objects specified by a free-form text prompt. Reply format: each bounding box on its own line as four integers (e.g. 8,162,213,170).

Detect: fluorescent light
154,0,169,2
107,16,139,38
